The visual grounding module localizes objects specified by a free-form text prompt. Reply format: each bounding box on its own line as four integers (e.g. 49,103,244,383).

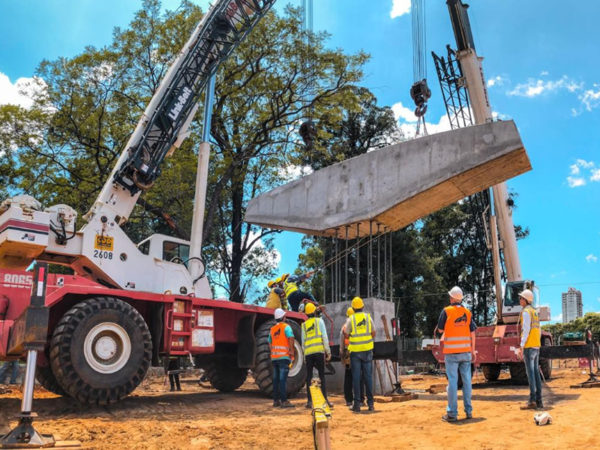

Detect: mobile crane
0,0,308,406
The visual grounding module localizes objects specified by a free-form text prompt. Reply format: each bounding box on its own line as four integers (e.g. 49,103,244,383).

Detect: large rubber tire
252,319,306,398
509,363,529,385
482,364,502,382
50,297,152,405
540,337,553,381
204,359,248,393
36,364,68,397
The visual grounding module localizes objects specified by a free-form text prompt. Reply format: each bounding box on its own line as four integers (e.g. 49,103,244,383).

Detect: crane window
163,241,190,265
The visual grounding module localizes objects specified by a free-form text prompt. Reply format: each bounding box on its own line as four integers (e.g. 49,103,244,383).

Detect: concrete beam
245,121,531,238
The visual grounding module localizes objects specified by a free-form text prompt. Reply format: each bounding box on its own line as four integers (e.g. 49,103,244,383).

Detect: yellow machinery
309,383,331,450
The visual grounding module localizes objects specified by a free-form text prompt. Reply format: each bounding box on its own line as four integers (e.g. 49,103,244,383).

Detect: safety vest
348,312,374,353
302,317,325,355
284,280,298,297
520,305,541,348
442,305,472,354
270,322,291,360
266,289,282,309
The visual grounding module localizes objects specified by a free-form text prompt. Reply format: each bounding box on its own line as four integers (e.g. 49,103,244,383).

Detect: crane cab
137,235,191,266
501,280,550,324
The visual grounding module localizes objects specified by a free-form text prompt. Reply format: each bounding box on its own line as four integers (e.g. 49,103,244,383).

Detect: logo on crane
167,86,193,122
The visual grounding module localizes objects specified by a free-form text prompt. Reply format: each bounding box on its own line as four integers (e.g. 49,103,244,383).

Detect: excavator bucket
245,120,531,238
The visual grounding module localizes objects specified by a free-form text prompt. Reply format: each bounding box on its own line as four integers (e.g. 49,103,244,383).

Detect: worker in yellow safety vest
340,307,365,407
436,286,477,422
281,272,315,312
301,302,332,409
266,279,288,310
343,297,375,412
269,308,296,408
517,289,543,410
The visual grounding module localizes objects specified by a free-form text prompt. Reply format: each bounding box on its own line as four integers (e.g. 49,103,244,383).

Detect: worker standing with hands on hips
282,271,316,312
269,308,296,408
344,297,375,413
436,286,477,422
516,289,543,410
302,302,333,409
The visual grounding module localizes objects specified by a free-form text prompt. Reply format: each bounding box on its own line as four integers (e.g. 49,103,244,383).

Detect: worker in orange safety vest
436,286,477,422
268,308,296,408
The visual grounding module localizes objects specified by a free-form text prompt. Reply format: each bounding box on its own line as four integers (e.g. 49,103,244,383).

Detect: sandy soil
0,368,598,449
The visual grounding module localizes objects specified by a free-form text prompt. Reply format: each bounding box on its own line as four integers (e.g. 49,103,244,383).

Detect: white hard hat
448,286,464,301
534,412,552,426
519,289,534,303
274,308,286,320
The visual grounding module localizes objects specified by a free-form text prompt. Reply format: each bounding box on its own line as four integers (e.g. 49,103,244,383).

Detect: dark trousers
272,359,290,402
168,358,181,391
344,365,365,404
287,291,315,312
306,352,327,403
523,348,543,403
350,351,374,407
0,361,19,384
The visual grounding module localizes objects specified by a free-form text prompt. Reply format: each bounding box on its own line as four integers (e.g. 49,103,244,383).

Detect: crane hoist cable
409,0,431,137
299,0,317,150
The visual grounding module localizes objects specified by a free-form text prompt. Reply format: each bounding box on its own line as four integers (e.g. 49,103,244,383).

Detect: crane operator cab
501,280,550,324
138,235,197,271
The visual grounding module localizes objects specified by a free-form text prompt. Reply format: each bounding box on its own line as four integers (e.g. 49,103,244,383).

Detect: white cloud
570,164,580,175
576,159,594,169
391,102,418,123
580,87,600,112
567,176,586,188
487,75,507,88
508,76,583,98
540,71,549,76
586,254,598,263
591,169,600,182
0,72,37,109
552,313,562,322
390,0,411,18
282,164,313,181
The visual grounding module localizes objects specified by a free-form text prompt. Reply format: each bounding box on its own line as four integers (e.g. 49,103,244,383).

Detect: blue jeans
0,361,19,384
271,359,290,402
445,352,472,417
523,348,542,403
350,351,374,407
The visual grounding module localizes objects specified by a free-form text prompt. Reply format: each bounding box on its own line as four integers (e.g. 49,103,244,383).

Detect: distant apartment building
562,287,583,323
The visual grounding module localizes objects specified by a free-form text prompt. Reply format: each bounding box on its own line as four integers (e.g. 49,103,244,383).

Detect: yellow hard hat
275,277,282,284
346,307,355,317
351,297,364,310
305,303,317,315
267,280,275,288
282,273,290,281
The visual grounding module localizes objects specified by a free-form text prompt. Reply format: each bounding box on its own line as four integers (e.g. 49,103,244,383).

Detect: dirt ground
1,367,599,450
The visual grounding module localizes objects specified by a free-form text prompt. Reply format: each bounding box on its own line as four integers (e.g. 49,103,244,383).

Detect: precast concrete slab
246,120,531,238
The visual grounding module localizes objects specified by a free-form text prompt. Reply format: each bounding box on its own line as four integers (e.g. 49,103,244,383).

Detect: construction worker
343,297,375,412
282,271,316,312
340,307,365,407
168,357,182,392
516,289,543,410
268,308,296,408
302,302,333,409
266,279,287,310
0,361,19,385
436,286,477,422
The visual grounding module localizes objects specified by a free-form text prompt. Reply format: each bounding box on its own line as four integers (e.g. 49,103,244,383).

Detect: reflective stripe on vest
442,305,472,354
348,312,374,353
284,281,298,297
270,322,290,359
302,317,325,355
521,305,541,348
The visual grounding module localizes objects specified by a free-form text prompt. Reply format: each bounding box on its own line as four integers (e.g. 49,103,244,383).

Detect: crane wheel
508,363,529,385
49,297,152,405
252,319,306,399
482,364,502,382
203,359,248,393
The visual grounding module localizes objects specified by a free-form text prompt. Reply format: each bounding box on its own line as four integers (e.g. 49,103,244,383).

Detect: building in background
562,287,583,323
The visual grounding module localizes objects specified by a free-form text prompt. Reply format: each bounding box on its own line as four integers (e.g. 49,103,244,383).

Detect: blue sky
1,0,599,322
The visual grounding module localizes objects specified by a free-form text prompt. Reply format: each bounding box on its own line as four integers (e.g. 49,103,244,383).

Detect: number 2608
93,250,113,259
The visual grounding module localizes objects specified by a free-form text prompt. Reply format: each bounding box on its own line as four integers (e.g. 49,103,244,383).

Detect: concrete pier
246,121,531,238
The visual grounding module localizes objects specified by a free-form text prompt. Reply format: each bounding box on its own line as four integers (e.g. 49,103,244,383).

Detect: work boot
305,401,313,409
466,413,473,420
352,403,361,413
520,402,537,410
326,399,334,409
368,405,375,412
280,401,295,408
273,400,281,407
346,401,352,407
442,414,457,422
536,401,544,410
